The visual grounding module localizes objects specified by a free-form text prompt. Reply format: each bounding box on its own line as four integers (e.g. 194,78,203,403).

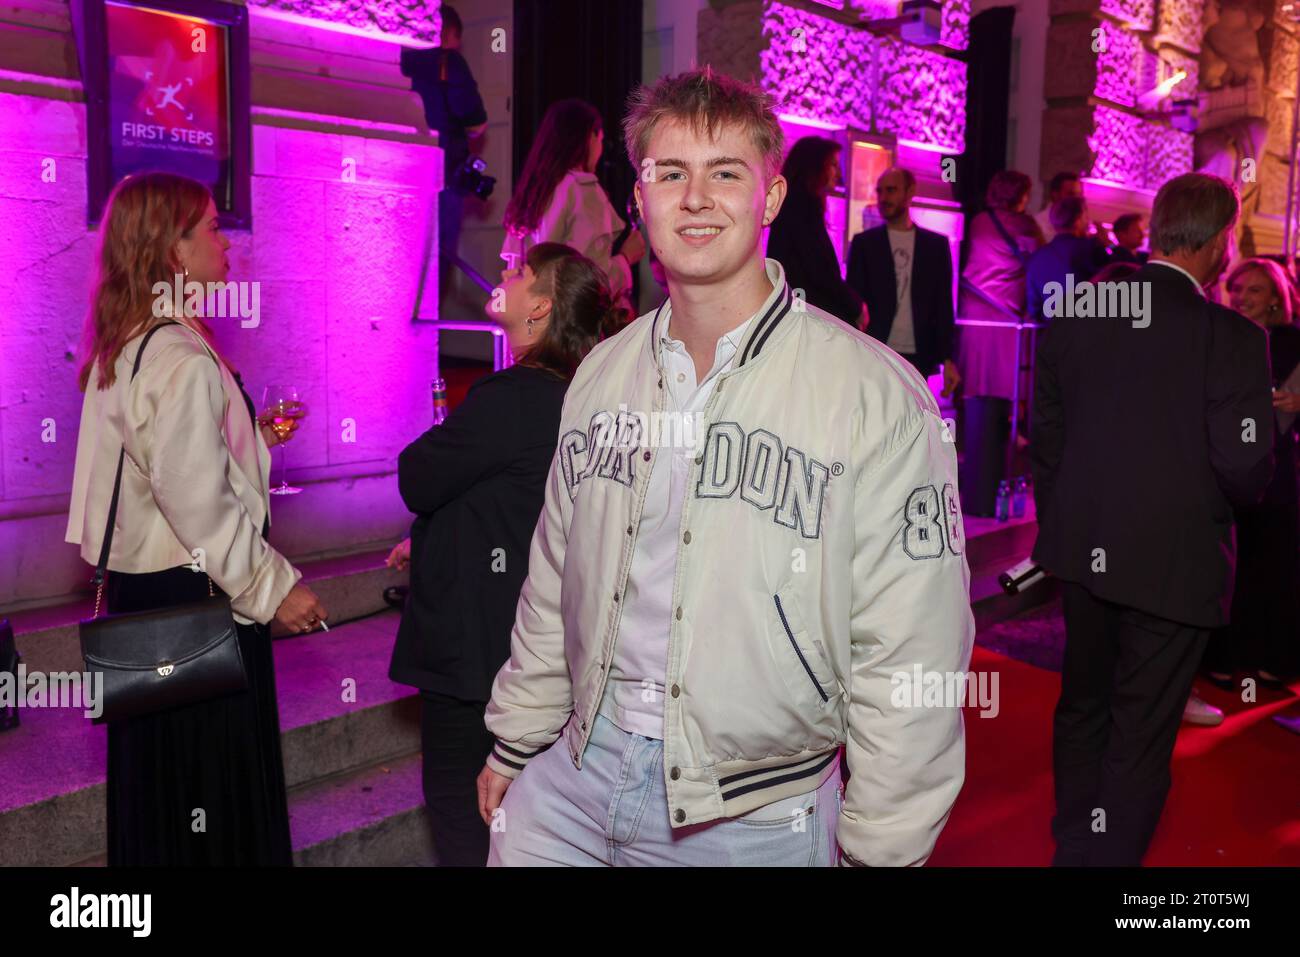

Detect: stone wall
699,0,969,153
1040,0,1201,193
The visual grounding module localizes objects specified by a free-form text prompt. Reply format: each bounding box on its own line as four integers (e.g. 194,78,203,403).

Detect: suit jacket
765,191,863,324
1108,247,1149,266
846,224,954,374
66,320,300,625
1024,234,1110,322
1030,262,1275,627
390,364,568,702
401,47,487,171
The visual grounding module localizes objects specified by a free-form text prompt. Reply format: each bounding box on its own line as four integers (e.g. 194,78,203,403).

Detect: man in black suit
1032,172,1274,866
847,167,960,396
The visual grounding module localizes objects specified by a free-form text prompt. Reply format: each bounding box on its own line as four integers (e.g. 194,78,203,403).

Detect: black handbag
78,321,248,724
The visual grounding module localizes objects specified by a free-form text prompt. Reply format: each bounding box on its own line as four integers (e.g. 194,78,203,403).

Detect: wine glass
262,384,305,496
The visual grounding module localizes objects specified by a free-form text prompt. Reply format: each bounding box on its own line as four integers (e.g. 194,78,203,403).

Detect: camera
452,155,495,200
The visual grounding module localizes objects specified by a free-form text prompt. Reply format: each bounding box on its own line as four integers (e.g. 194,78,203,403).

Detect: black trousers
1052,582,1209,866
1203,502,1300,678
419,690,495,866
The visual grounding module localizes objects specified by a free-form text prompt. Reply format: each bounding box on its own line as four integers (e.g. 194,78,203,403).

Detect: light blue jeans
488,713,842,866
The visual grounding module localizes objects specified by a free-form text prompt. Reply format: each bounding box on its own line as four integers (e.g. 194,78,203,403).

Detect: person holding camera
401,6,488,287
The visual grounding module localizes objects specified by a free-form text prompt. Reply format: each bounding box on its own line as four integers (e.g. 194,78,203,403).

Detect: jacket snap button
675,606,682,620
581,720,587,730
694,455,703,465
671,766,681,780
683,531,691,544
671,684,680,698
626,524,633,535
643,450,652,461
674,809,686,823
614,591,620,602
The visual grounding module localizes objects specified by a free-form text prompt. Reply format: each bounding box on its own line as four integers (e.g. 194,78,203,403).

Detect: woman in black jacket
765,136,865,326
388,242,617,865
1204,257,1300,688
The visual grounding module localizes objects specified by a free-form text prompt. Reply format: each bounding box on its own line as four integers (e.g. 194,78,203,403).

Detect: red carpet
929,646,1300,866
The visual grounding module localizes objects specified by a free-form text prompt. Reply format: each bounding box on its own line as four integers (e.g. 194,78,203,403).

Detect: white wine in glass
262,384,305,495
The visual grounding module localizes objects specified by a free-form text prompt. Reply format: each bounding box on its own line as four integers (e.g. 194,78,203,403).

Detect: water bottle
994,479,1011,522
1012,475,1028,518
431,378,449,426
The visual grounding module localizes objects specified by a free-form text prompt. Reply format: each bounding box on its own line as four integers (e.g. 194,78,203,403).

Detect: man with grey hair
1031,172,1274,866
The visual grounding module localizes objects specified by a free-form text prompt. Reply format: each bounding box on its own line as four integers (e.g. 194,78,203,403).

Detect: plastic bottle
432,378,449,426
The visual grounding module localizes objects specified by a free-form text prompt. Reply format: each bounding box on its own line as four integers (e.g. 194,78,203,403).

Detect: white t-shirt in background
885,226,917,356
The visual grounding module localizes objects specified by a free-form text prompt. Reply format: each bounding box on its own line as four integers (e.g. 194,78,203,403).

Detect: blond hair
622,67,785,178
1226,257,1296,326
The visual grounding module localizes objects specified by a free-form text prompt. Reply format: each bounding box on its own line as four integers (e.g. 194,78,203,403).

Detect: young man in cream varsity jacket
476,69,975,867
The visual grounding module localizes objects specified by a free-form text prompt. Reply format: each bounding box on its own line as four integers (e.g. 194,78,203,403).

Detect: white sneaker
1183,692,1224,726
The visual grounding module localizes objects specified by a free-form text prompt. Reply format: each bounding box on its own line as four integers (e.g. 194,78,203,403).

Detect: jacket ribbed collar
646,257,795,378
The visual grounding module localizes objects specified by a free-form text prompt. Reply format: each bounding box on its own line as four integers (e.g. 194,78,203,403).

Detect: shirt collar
1147,259,1205,297
659,313,754,352
650,258,792,373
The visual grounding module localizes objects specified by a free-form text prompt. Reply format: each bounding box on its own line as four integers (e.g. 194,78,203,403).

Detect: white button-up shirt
597,310,757,739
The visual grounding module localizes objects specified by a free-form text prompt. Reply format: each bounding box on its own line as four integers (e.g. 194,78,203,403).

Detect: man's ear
763,173,787,227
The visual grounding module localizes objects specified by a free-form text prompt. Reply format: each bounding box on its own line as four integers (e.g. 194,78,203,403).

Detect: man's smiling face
634,118,785,286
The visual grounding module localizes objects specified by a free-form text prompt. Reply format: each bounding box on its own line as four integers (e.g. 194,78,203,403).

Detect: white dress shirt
1147,258,1205,297
597,306,759,739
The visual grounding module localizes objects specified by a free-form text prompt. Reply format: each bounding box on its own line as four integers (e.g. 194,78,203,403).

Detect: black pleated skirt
104,565,293,866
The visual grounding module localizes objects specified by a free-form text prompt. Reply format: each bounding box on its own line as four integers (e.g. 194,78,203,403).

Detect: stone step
289,752,436,867
63,751,439,868
0,609,418,867
971,563,1059,633
963,506,1039,578
6,546,407,675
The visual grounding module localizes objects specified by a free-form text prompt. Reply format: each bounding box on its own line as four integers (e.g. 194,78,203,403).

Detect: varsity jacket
484,258,975,866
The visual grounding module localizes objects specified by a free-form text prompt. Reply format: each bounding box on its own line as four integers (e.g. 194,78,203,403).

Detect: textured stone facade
1041,0,1201,191
706,0,967,152
250,0,441,43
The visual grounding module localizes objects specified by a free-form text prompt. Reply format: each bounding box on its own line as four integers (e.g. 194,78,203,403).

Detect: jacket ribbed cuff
486,739,546,779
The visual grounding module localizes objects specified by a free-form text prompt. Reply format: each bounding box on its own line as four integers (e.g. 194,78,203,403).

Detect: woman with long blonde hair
66,171,326,864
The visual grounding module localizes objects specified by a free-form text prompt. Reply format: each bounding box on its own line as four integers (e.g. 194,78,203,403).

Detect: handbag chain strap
90,321,181,620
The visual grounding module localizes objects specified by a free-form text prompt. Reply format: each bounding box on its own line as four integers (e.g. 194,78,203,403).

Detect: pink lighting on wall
762,0,966,153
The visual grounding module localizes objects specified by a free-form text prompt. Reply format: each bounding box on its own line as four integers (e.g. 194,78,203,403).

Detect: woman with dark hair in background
1201,257,1300,690
501,98,644,321
765,136,866,326
387,242,617,866
958,169,1044,405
